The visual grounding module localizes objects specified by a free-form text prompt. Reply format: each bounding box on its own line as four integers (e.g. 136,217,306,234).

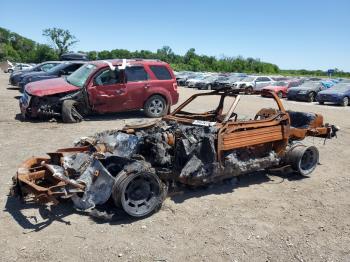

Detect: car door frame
86,67,128,113
123,65,151,110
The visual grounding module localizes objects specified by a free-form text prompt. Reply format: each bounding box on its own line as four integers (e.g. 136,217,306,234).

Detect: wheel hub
150,99,164,114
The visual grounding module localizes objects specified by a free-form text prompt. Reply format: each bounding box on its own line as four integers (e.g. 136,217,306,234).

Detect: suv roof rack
128,58,162,62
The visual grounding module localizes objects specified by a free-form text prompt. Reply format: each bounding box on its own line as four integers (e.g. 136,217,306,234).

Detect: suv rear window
150,65,172,80
125,66,148,82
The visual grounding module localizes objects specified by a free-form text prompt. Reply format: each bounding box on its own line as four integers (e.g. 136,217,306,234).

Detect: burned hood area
11,91,338,218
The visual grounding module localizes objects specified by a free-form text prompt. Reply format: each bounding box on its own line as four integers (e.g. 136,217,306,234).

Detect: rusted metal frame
170,92,238,116
223,95,240,123
221,126,284,150
56,146,91,153
289,126,330,140
223,115,288,134
216,92,288,163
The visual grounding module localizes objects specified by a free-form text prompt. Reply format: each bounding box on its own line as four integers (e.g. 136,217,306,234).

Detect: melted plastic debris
63,153,92,174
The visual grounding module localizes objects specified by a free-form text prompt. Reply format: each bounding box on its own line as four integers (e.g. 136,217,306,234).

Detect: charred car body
19,59,179,122
12,89,338,218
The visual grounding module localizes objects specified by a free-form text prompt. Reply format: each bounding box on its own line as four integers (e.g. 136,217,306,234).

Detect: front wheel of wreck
62,100,83,123
112,171,165,217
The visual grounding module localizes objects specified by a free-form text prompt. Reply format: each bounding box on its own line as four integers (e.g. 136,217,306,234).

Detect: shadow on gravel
13,111,148,123
4,196,74,232
4,170,308,229
6,87,20,91
84,110,147,122
169,170,307,204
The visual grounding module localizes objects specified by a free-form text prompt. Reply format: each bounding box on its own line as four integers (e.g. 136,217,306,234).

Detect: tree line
1,26,349,77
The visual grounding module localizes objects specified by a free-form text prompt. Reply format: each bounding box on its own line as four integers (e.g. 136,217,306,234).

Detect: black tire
8,69,13,73
144,95,167,118
277,91,283,98
245,86,253,94
340,96,349,107
307,92,315,102
61,100,83,123
112,171,165,217
288,145,319,176
318,101,324,105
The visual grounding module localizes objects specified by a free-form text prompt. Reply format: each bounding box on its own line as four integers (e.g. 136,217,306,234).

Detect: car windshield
241,77,255,82
330,84,350,91
228,76,241,81
218,76,229,81
272,81,287,86
204,76,217,81
193,75,205,79
299,82,320,88
47,63,68,74
66,64,97,88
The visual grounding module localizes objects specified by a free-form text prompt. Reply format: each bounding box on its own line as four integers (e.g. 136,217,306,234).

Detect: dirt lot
0,71,349,262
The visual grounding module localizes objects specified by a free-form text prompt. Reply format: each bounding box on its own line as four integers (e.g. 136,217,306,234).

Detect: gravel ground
0,71,349,262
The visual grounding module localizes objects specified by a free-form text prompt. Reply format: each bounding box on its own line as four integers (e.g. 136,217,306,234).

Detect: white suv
234,76,274,92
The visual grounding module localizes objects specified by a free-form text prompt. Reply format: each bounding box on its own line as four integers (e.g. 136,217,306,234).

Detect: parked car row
6,63,350,125
261,79,350,106
4,63,35,73
175,70,349,106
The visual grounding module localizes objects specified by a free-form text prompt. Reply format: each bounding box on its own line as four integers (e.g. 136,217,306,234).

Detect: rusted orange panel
221,126,284,150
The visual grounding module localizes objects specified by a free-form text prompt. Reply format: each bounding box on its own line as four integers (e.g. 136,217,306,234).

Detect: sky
1,0,350,71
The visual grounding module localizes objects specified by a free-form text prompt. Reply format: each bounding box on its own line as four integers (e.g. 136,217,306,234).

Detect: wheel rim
343,97,348,106
299,147,318,174
71,104,83,121
309,93,314,102
149,99,164,115
121,173,161,217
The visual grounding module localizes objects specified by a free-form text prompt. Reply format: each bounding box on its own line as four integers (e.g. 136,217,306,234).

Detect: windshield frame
66,63,97,88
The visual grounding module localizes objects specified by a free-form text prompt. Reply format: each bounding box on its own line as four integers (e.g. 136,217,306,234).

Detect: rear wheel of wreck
112,171,165,217
144,95,167,118
62,100,83,123
287,145,319,176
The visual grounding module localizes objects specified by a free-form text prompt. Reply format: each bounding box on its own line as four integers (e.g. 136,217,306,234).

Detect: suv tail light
173,82,178,91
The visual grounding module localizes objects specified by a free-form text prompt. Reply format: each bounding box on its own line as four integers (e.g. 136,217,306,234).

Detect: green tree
42,27,78,57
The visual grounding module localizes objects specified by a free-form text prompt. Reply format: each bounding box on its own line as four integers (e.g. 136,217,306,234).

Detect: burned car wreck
12,90,338,218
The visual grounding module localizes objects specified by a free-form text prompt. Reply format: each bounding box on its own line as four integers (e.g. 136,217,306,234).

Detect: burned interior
12,89,338,218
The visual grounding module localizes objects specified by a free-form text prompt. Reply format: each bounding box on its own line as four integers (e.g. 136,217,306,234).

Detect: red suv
19,59,179,122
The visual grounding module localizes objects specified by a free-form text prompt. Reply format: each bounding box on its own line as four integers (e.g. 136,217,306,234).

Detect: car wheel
144,95,167,118
61,100,83,123
8,69,13,73
341,96,349,106
307,92,315,102
289,145,319,176
277,91,283,98
207,84,212,90
245,86,253,94
112,170,165,217
318,101,324,105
